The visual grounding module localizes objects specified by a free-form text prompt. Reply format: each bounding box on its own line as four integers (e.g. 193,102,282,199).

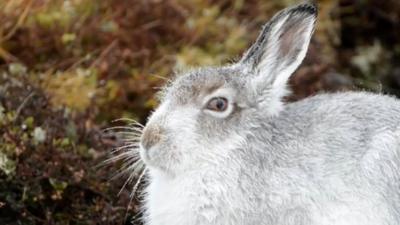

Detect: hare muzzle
141,123,164,152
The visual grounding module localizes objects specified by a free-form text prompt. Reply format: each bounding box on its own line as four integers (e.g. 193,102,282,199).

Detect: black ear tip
291,2,318,16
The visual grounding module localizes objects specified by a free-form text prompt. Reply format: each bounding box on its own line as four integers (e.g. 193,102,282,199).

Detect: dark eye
206,97,228,112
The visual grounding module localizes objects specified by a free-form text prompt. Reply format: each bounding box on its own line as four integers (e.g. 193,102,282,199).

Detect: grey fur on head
137,2,400,225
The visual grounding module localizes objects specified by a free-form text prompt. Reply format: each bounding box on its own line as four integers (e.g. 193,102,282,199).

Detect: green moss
23,117,35,130
0,152,16,176
49,178,68,192
0,104,5,122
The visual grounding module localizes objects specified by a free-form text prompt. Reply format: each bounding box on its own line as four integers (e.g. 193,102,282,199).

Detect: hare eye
206,97,228,112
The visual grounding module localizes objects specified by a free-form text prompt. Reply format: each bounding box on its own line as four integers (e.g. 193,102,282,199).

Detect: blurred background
0,0,399,224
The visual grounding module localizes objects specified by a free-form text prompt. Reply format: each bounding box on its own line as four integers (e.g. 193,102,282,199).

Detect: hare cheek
165,108,199,166
142,142,177,172
142,106,198,172
139,144,158,168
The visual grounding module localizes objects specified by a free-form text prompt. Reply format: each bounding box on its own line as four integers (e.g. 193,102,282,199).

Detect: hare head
140,3,317,176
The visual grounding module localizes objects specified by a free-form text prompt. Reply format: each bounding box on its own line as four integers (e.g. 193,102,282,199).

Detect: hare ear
240,3,317,114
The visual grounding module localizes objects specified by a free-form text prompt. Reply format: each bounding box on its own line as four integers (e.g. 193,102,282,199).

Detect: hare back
253,91,400,224
270,91,400,187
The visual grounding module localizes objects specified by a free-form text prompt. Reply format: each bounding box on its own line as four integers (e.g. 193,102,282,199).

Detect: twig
0,45,19,62
14,92,35,122
89,40,118,68
1,0,33,43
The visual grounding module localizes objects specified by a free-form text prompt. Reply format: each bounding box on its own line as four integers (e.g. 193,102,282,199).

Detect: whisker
102,126,144,134
102,118,147,223
114,131,142,136
126,123,145,129
110,143,140,153
123,165,147,223
130,167,147,198
97,154,133,170
104,151,137,164
112,118,145,128
112,117,141,122
118,170,137,196
152,74,170,81
116,141,141,147
118,140,141,145
109,160,139,181
116,136,142,142
110,159,143,180
116,138,141,143
118,162,145,196
96,144,140,170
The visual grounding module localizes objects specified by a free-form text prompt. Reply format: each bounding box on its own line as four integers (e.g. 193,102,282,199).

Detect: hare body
138,3,400,225
145,92,400,225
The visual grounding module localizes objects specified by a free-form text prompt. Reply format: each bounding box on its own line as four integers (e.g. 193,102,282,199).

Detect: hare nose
141,124,164,151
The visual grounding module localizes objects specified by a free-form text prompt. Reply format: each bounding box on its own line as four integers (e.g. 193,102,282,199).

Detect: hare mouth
140,144,168,170
139,143,154,166
140,142,185,175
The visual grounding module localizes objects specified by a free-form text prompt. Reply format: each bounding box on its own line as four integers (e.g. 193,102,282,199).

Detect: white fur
138,3,400,225
144,133,246,225
251,12,315,116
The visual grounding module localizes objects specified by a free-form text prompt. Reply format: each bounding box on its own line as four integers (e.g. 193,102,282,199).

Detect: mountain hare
138,3,400,225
